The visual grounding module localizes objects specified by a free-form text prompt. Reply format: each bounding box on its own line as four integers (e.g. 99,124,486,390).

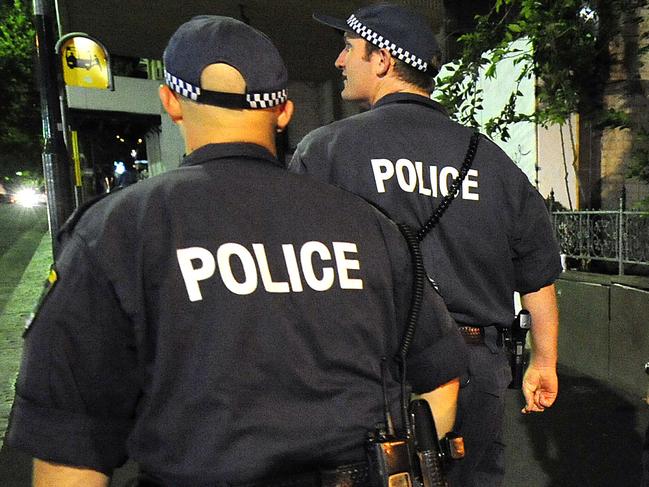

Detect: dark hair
363,39,440,91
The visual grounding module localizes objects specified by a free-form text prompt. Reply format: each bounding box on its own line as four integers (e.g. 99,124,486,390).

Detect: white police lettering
217,243,258,295
300,241,335,291
281,244,303,292
253,244,290,293
371,158,479,201
395,159,417,192
333,242,363,289
176,241,364,301
176,247,216,302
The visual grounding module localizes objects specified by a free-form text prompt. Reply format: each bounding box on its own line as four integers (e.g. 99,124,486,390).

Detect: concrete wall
557,271,649,396
157,114,184,173
67,76,352,172
599,4,649,209
537,117,579,210
287,81,326,152
66,75,161,114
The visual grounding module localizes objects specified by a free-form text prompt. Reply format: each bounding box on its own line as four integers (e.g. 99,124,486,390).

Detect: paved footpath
0,211,51,445
504,367,649,486
0,235,52,441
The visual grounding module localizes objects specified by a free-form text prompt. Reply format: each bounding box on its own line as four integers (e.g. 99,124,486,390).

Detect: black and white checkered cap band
346,14,428,72
165,70,201,101
245,90,288,109
164,70,287,109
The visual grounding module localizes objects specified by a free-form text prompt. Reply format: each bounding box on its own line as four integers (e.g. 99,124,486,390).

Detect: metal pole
618,187,626,275
33,0,74,257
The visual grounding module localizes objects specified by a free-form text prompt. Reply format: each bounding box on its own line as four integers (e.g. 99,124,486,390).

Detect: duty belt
458,326,505,349
136,462,370,487
458,326,484,345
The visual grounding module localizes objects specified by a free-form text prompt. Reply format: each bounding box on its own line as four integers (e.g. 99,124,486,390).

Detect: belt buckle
458,326,484,345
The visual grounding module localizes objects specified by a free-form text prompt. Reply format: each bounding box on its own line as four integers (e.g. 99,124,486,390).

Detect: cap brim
312,13,352,33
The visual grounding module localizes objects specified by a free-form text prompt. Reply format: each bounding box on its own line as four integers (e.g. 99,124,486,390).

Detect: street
0,205,48,315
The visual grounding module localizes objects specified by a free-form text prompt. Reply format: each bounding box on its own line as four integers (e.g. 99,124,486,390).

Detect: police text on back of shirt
177,241,364,300
371,158,479,200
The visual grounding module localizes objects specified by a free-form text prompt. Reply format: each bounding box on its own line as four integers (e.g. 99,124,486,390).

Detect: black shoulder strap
417,131,481,242
390,132,480,436
390,131,482,357
396,223,425,360
395,222,426,435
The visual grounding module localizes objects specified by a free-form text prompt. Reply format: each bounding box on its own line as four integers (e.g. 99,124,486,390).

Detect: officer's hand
521,364,558,414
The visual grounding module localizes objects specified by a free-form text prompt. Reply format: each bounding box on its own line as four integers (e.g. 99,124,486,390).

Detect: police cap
163,15,288,109
313,4,440,75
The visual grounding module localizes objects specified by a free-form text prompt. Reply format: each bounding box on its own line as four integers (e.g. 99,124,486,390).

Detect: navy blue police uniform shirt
7,142,467,486
290,93,563,329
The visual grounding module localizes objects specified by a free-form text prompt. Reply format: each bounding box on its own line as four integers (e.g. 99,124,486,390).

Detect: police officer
6,15,468,487
289,4,562,486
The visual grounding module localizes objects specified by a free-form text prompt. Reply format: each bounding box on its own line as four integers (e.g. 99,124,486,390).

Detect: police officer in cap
289,4,562,486
6,15,467,487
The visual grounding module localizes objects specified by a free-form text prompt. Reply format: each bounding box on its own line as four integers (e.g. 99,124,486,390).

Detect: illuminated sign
56,33,113,90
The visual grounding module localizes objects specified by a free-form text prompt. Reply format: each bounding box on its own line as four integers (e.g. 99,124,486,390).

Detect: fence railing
551,205,649,275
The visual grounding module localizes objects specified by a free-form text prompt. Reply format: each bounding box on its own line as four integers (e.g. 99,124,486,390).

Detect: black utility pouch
367,433,414,487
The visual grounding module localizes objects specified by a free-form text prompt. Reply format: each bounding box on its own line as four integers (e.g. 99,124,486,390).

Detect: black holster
504,310,531,389
365,400,464,487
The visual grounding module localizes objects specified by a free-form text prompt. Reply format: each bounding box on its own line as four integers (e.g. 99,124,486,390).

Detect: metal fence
552,206,649,275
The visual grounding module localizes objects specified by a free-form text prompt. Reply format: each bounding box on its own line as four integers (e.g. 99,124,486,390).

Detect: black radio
366,224,464,487
366,397,464,487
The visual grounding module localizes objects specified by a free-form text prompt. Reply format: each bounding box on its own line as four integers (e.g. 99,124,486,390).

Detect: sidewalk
504,367,649,486
0,233,52,444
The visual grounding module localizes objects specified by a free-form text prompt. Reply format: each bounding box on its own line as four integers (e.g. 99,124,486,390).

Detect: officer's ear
372,48,393,77
159,85,183,124
276,99,294,133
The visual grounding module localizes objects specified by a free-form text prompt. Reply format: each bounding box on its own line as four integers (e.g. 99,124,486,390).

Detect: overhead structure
54,0,447,82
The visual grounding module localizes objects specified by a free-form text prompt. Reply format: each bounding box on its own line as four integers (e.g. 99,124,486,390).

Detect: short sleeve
288,146,308,174
511,184,563,294
6,234,141,474
288,128,337,183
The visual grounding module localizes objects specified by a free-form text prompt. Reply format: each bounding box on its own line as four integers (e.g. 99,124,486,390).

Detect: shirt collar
372,92,449,116
181,142,282,168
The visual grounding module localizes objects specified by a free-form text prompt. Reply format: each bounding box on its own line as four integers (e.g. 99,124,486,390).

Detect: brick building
579,4,649,209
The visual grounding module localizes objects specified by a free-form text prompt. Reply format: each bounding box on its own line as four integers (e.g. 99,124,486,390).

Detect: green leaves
0,0,41,177
434,0,649,138
434,0,649,207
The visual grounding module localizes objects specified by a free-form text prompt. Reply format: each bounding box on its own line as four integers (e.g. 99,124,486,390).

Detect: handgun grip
417,450,449,487
410,399,452,487
410,399,438,450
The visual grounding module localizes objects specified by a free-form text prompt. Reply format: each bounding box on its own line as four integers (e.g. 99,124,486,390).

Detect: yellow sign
58,34,112,90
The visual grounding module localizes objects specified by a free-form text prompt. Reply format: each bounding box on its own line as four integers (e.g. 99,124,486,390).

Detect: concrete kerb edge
0,233,53,448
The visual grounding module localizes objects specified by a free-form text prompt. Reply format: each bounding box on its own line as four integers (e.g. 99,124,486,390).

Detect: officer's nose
335,48,346,70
